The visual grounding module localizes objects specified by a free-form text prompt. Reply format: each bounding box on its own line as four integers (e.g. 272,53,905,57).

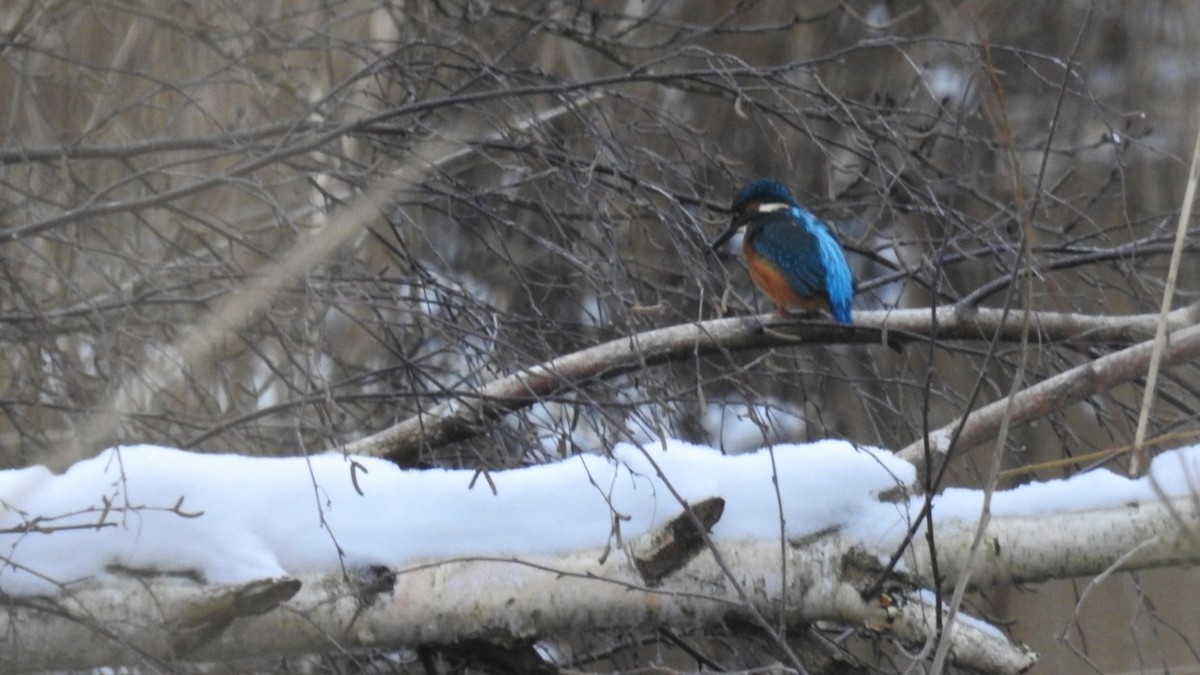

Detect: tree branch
899,314,1200,468
0,536,1030,673
900,493,1200,592
15,487,1199,673
346,304,1200,465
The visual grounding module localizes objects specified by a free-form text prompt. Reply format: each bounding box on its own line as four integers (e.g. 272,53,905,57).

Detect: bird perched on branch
710,178,854,324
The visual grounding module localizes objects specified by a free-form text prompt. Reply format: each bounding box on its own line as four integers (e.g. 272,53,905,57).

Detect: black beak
708,217,742,252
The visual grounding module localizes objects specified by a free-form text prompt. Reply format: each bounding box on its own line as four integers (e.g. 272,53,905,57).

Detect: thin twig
1130,125,1200,475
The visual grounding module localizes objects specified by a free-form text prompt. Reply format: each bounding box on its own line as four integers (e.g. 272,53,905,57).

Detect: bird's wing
790,206,855,322
747,215,828,298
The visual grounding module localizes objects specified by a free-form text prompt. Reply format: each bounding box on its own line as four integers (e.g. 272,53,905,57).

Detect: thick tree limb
901,493,1200,591
0,537,1016,673
345,304,1200,465
12,488,1200,673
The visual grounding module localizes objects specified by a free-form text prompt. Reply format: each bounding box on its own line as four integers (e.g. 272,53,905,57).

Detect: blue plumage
729,179,854,324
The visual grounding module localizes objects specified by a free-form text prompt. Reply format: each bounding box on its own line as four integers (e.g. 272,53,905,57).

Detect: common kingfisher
711,178,854,324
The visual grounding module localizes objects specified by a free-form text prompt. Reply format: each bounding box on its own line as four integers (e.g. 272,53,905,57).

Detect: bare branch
901,319,1200,468
347,304,1200,465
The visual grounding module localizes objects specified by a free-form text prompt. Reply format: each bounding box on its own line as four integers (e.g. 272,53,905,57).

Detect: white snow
505,386,670,459
2,438,1199,597
912,588,1008,640
701,398,806,453
0,439,908,595
920,446,1200,522
846,445,1200,547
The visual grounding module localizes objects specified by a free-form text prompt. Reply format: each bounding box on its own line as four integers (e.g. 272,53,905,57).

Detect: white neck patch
754,202,789,213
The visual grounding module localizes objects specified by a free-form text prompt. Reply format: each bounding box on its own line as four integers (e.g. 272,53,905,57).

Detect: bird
711,178,854,324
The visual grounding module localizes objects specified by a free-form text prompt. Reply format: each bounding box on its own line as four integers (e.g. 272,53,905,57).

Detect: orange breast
744,247,829,312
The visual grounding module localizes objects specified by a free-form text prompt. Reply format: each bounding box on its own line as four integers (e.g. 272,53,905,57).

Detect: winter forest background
2,1,1200,672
